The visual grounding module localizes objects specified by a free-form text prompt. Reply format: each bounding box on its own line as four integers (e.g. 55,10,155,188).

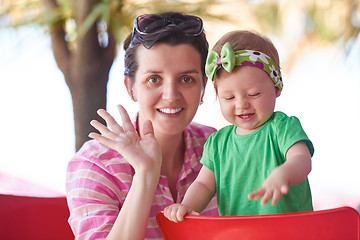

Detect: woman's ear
124,77,137,101
204,77,208,88
200,77,208,103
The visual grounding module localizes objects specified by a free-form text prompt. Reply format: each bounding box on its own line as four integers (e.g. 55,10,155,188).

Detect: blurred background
0,0,359,211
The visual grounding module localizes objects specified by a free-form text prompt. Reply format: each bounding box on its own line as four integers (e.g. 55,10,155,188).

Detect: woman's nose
162,80,180,101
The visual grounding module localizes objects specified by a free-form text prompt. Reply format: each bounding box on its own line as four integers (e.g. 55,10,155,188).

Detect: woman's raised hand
89,105,162,173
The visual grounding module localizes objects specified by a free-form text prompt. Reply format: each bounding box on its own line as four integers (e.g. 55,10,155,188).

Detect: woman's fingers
97,109,124,134
117,105,135,132
142,120,154,139
92,106,136,140
88,132,117,149
90,120,118,139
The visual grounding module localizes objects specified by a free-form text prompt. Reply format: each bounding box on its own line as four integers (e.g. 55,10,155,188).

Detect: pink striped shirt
66,120,218,239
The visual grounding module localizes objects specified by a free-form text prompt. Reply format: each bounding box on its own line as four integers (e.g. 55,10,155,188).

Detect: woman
66,12,218,240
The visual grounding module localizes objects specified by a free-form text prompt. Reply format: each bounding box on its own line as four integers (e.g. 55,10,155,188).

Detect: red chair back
156,207,360,240
0,194,74,240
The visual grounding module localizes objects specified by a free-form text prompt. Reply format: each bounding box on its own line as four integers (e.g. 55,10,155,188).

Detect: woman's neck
155,131,185,176
156,131,185,202
137,113,185,201
136,114,185,175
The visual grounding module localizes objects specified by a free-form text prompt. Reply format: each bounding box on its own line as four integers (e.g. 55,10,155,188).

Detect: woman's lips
157,108,183,114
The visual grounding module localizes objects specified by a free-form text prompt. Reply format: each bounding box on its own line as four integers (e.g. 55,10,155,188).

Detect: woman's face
129,43,205,136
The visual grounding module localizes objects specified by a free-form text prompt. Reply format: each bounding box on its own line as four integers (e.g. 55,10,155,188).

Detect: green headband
205,42,283,91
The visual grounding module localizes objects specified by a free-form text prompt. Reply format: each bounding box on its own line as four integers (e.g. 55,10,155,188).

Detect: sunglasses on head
133,13,204,36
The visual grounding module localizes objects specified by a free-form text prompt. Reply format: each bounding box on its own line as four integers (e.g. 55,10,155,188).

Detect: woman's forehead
136,43,202,72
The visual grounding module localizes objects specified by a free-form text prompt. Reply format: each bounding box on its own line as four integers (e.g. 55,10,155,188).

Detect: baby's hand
163,204,199,223
248,167,289,206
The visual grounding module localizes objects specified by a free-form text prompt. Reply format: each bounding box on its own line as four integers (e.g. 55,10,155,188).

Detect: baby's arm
248,140,312,206
164,166,216,222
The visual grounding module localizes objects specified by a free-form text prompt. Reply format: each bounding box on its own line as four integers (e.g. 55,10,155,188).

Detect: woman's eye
181,76,193,83
148,77,160,84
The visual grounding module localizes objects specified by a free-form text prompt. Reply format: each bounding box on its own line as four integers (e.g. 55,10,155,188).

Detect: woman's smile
157,107,184,114
133,43,204,135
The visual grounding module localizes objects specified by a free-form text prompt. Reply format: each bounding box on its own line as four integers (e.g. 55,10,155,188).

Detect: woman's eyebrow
142,69,162,74
182,69,201,74
142,69,200,75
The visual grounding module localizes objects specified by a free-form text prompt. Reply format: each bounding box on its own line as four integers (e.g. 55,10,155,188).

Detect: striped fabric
66,120,218,239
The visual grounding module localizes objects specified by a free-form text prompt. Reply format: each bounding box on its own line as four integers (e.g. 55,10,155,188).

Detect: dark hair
123,12,209,91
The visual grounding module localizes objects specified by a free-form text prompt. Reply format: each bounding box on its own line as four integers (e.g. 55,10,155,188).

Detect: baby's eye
249,93,260,97
224,96,235,100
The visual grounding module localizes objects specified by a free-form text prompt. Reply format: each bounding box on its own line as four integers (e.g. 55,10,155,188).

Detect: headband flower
205,42,283,91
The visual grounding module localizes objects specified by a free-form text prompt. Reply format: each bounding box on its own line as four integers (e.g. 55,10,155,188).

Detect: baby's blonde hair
212,30,280,89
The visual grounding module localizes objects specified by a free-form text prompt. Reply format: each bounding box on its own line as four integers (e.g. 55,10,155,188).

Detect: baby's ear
276,88,281,98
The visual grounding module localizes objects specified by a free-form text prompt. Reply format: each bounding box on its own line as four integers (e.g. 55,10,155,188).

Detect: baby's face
216,66,281,135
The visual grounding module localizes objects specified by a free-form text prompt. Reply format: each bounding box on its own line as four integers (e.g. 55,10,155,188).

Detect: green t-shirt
201,111,314,216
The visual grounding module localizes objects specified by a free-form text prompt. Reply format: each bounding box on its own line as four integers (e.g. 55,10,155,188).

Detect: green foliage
0,0,231,43
1,0,359,48
78,2,109,36
253,1,281,35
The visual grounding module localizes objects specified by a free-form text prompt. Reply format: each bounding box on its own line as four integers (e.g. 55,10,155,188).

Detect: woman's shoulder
69,140,133,175
75,140,121,160
187,122,217,139
184,122,217,159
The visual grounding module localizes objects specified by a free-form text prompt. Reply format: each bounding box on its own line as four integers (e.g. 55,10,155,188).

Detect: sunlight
0,25,359,209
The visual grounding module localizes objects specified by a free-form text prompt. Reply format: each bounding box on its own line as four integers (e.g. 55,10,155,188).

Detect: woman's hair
123,11,209,91
212,30,280,82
